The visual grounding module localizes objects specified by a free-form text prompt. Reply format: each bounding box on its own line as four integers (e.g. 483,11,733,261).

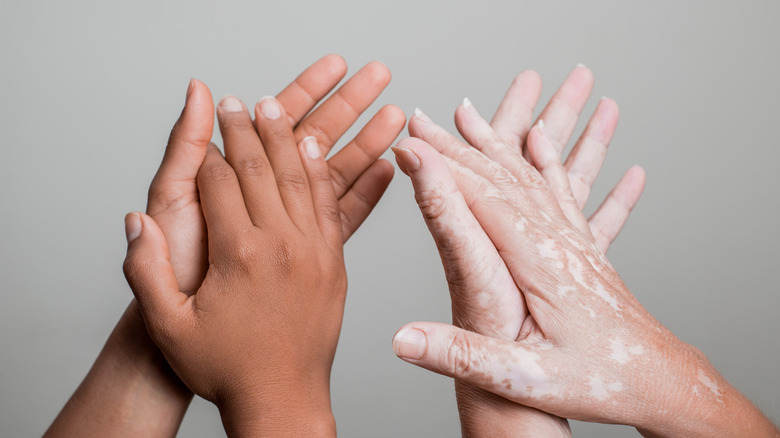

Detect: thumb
123,212,190,337
392,322,558,406
149,79,215,207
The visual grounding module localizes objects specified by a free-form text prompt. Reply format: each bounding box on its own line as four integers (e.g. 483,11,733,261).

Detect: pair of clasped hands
47,55,778,437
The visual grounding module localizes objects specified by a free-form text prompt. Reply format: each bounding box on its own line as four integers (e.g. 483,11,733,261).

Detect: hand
392,100,778,436
403,65,645,437
124,97,348,436
46,55,404,437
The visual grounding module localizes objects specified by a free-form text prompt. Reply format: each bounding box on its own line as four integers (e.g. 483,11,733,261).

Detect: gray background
1,1,778,436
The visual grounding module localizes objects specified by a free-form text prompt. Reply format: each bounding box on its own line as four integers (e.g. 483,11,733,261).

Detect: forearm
45,301,192,437
456,382,571,437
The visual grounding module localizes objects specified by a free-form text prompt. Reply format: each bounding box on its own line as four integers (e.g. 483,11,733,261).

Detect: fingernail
414,107,432,123
220,95,244,112
303,136,320,159
258,96,281,120
393,327,427,360
576,63,587,68
537,119,546,137
125,212,142,243
462,97,479,118
391,146,421,172
186,79,196,100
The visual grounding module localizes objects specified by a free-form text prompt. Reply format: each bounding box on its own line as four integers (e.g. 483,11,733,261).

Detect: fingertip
363,60,392,85
625,165,647,190
514,70,543,89
392,324,428,361
391,145,421,174
320,53,347,74
597,97,620,120
375,158,396,175
124,212,143,243
256,95,284,120
301,136,321,160
218,95,246,113
380,104,407,129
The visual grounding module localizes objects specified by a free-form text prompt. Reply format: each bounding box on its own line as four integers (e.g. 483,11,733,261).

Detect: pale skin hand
46,55,404,437
392,105,780,437
405,65,645,437
123,96,351,437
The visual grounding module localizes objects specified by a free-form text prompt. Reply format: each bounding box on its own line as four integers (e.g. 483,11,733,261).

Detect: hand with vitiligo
392,87,779,437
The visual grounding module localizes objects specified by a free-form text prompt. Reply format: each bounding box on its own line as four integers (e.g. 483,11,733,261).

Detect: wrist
217,382,336,438
455,381,570,437
633,341,778,437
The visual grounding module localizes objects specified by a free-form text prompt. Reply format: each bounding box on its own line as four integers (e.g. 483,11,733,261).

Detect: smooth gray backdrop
2,1,778,436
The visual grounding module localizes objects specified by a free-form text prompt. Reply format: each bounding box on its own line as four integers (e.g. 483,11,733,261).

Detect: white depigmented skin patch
588,374,624,401
489,345,559,399
558,285,576,297
537,238,564,270
592,283,621,311
698,368,723,399
565,250,621,311
609,338,644,364
516,217,529,233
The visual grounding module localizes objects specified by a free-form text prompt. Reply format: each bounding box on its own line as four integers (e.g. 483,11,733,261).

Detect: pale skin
46,55,405,437
404,65,647,437
392,98,780,436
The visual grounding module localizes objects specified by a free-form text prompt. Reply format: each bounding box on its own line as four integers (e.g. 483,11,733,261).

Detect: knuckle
219,114,252,132
485,164,517,188
275,169,308,194
308,166,333,186
446,332,476,376
318,204,342,225
122,255,155,288
200,161,236,183
268,234,298,273
519,164,548,189
415,188,452,222
147,181,185,208
233,155,267,177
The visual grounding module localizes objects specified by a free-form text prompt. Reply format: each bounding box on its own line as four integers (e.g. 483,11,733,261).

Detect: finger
294,61,392,155
532,65,594,158
217,96,282,226
490,70,543,149
439,102,565,223
526,121,591,236
254,96,314,228
275,54,347,127
123,212,191,338
398,139,597,314
589,166,646,254
337,159,394,242
392,322,557,408
327,104,405,198
409,108,526,195
197,145,253,241
298,137,341,247
564,97,620,209
393,138,527,338
148,79,214,214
